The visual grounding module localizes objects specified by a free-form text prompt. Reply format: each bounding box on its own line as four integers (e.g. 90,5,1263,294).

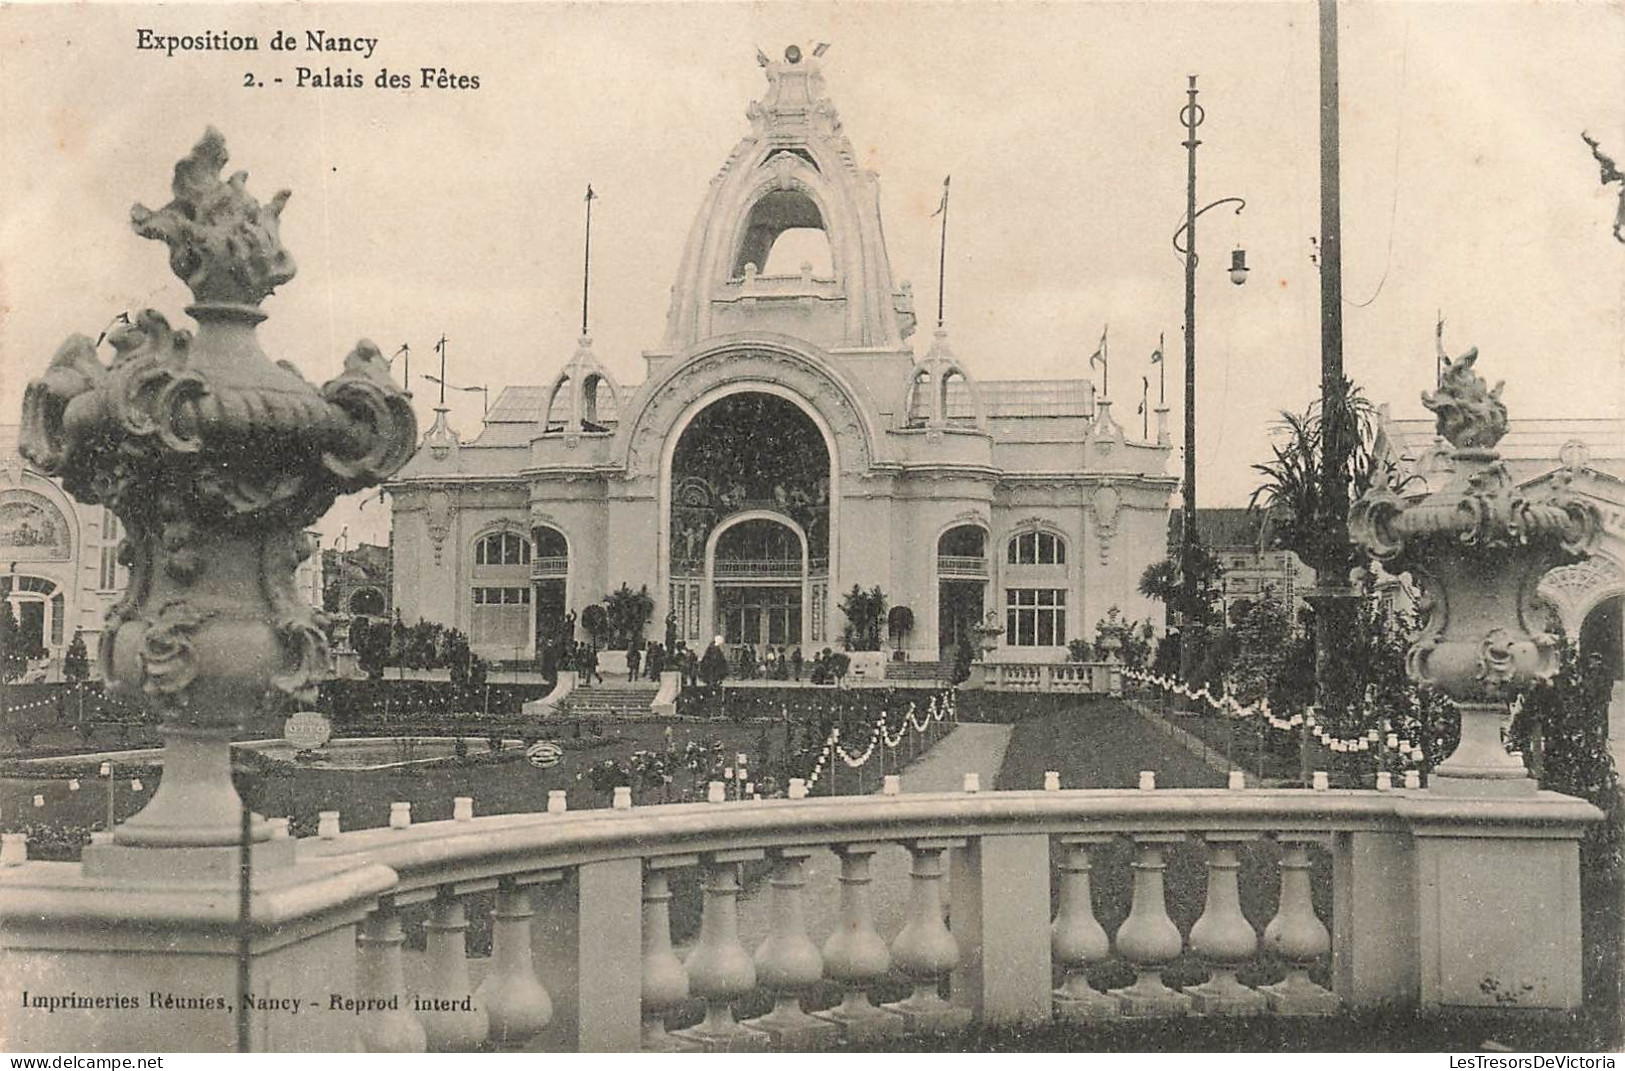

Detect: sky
2,1,1622,549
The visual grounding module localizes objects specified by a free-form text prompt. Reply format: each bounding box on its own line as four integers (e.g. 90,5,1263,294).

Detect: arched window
580,373,619,431
905,369,932,428
543,378,572,434
942,369,976,425
1007,530,1066,566
475,531,531,567
938,525,986,558
734,190,831,278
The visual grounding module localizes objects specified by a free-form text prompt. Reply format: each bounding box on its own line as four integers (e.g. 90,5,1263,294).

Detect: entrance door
939,580,984,662
717,586,803,651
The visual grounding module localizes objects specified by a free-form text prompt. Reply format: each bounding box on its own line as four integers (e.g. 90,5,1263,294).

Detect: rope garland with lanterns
804,688,956,790
1121,666,1453,767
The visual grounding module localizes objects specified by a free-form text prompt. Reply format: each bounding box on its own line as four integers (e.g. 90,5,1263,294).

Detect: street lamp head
1229,247,1250,286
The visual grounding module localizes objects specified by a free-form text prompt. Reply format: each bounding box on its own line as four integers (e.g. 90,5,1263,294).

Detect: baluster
1262,836,1339,1015
474,872,558,1047
813,842,904,1041
885,838,972,1032
356,898,426,1053
744,846,838,1046
675,849,769,1051
417,884,492,1050
1186,834,1266,1015
1051,835,1118,1020
642,855,698,1051
1108,834,1192,1016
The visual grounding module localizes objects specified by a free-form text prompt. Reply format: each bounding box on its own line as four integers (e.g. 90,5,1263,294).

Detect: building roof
1166,508,1271,553
1380,415,1625,486
974,380,1095,419
484,386,546,424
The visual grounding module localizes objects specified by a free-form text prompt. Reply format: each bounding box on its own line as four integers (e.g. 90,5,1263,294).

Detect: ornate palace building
388,47,1176,665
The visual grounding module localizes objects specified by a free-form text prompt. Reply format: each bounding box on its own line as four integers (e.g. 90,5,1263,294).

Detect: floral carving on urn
1350,349,1597,790
17,129,416,846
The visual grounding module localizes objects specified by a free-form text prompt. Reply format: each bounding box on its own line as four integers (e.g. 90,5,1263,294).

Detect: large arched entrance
1580,594,1624,686
668,391,830,652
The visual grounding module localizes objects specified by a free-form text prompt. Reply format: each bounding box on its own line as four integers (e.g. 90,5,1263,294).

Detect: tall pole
582,184,596,337
435,335,447,406
935,176,951,329
1307,0,1350,785
1320,0,1345,517
1179,75,1202,686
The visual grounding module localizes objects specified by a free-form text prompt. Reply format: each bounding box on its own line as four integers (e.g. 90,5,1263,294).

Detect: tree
699,642,729,690
580,604,610,650
62,628,90,681
0,601,27,684
602,584,654,649
1138,557,1181,609
1250,378,1404,722
839,585,887,652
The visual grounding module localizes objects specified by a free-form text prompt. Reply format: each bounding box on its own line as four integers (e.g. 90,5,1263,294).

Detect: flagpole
935,176,950,329
1157,332,1166,404
582,184,596,337
1435,310,1446,387
434,336,448,406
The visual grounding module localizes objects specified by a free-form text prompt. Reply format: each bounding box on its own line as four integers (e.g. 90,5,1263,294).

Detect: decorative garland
805,688,956,789
1122,667,1436,765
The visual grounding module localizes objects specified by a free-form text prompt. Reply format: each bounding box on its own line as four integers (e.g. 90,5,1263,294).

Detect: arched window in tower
579,373,619,431
905,369,932,428
543,378,573,434
942,369,976,425
733,190,833,278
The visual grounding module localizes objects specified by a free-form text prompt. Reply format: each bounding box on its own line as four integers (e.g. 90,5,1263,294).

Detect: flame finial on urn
18,131,416,848
130,128,296,308
1420,348,1507,451
1352,348,1598,793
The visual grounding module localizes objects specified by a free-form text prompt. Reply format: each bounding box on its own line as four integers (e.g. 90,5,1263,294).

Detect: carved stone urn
1350,350,1597,792
19,129,416,846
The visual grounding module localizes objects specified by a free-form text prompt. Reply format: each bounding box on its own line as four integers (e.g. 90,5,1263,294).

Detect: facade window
471,585,531,648
475,531,531,567
101,507,118,541
99,546,119,590
1005,588,1066,647
1007,530,1065,566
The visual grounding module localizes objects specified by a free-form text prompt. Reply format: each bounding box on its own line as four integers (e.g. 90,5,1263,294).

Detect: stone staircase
884,660,945,683
559,680,660,718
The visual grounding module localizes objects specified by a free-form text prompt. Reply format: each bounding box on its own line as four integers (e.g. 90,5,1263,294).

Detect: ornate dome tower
657,45,917,356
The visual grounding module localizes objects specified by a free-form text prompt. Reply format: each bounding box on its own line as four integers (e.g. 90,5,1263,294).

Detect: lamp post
1172,75,1248,687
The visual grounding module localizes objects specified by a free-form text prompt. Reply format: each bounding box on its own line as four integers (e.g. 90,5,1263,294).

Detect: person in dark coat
626,641,642,682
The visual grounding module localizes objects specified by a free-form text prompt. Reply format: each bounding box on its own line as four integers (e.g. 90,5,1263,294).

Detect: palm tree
1248,376,1407,742
1247,376,1396,582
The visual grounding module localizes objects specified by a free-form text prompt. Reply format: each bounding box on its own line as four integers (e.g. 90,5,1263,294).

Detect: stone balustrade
6,782,1589,1052
982,661,1122,695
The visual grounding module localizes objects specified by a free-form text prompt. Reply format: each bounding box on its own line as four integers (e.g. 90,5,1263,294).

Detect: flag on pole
1137,376,1149,416
585,184,596,203
1150,330,1165,404
1435,311,1448,386
1088,325,1108,396
931,176,950,218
